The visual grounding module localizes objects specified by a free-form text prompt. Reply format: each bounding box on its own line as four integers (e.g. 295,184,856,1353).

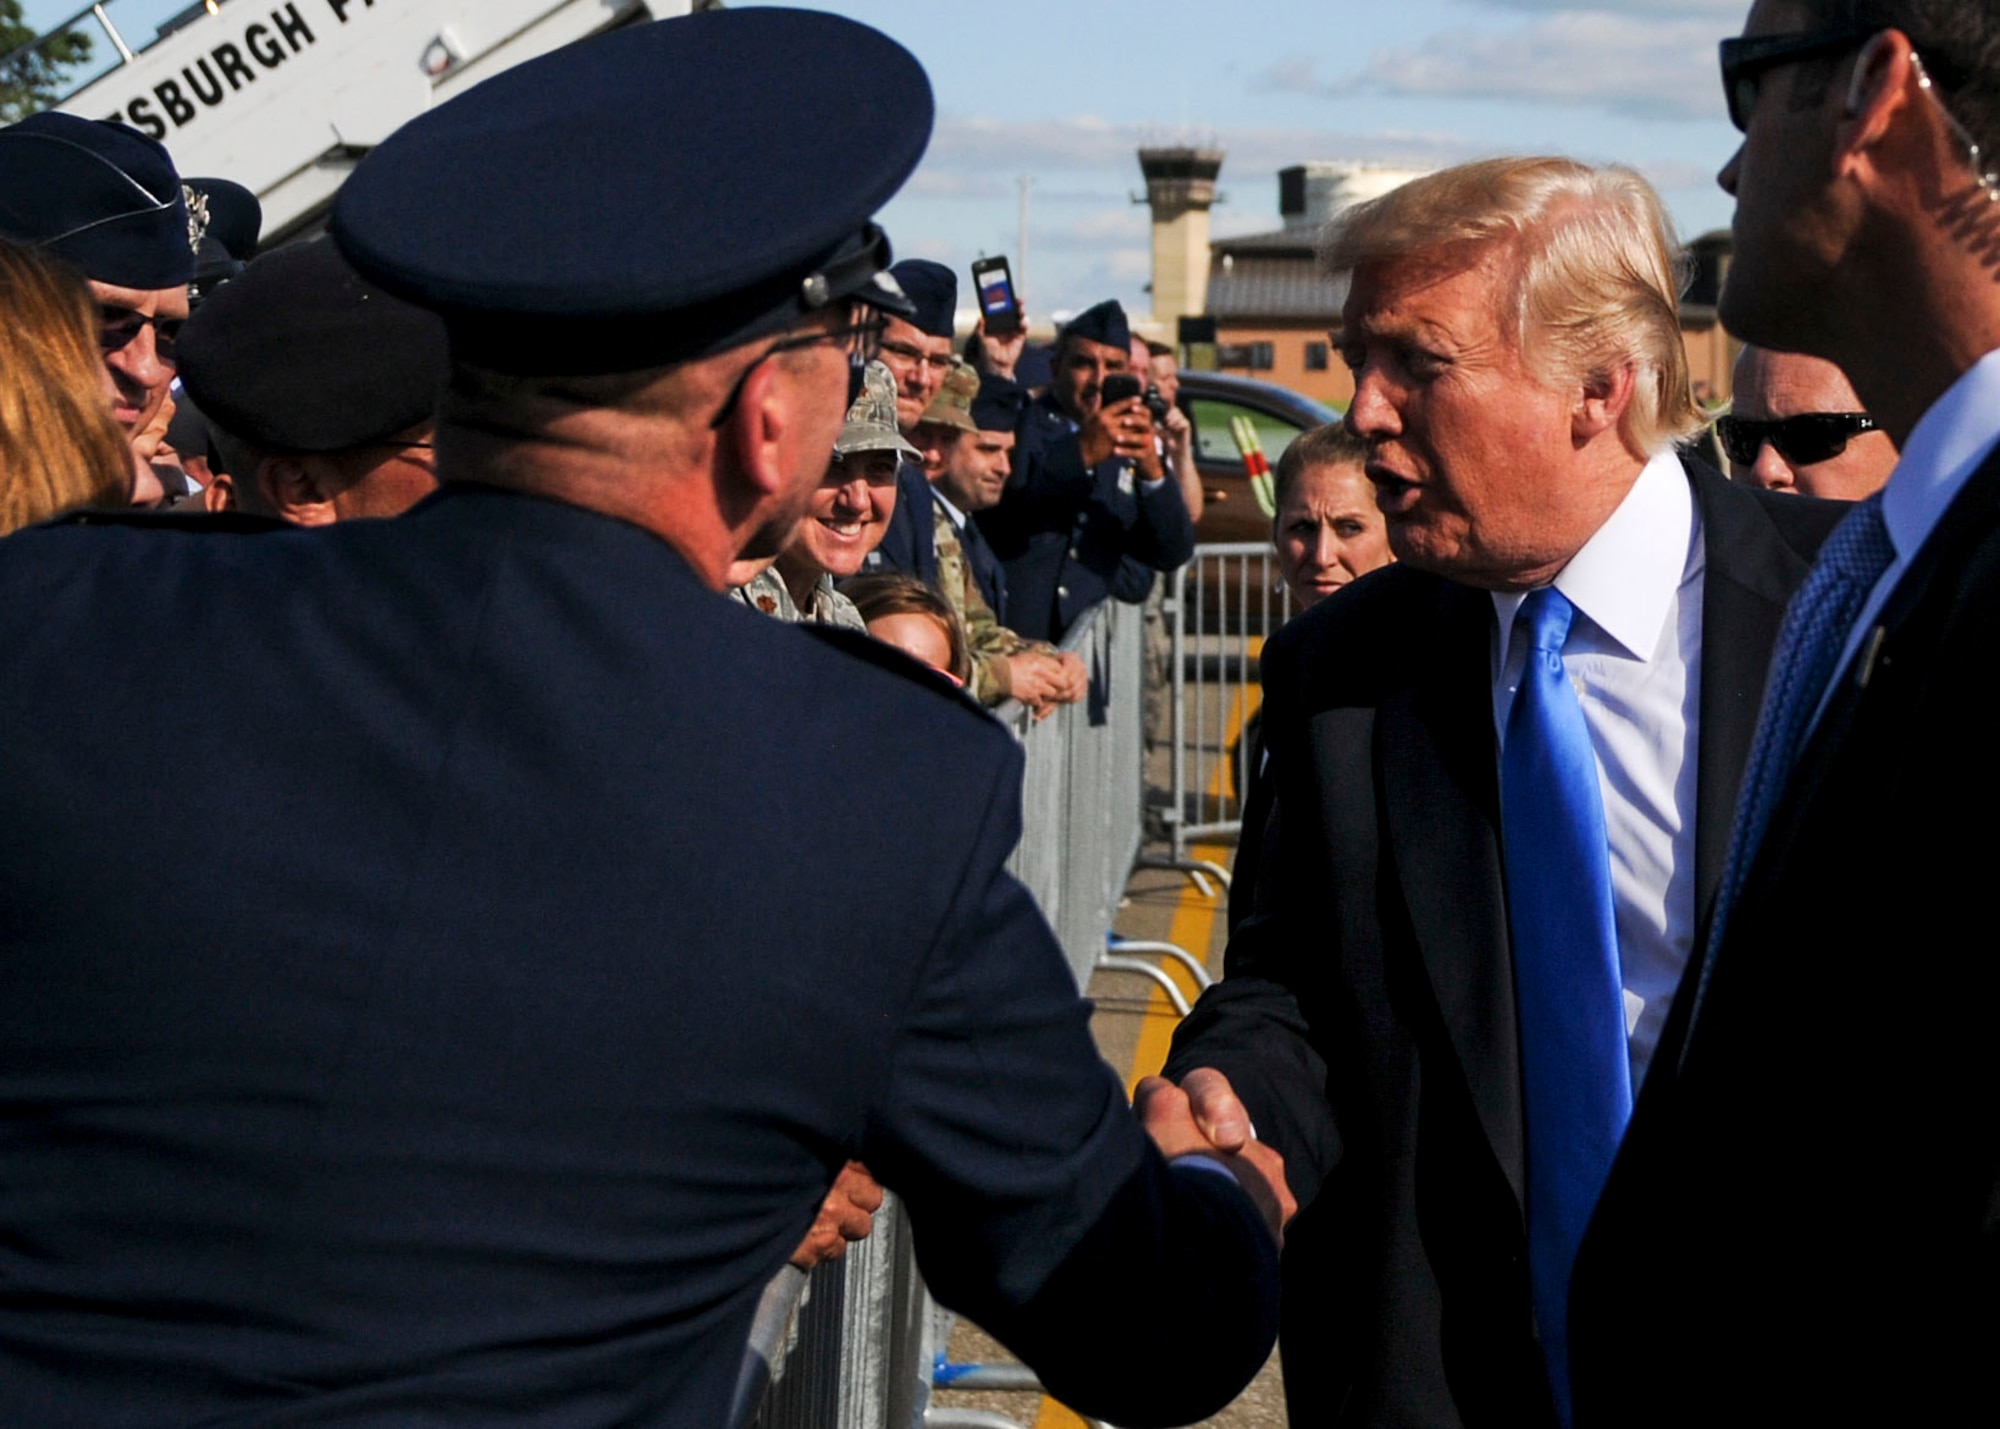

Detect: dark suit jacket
1572,451,2000,1428
0,486,1277,1426
1166,463,1840,1427
871,464,1009,620
976,391,1195,642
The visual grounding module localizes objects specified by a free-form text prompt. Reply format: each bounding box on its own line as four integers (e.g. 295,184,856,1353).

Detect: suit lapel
1376,581,1525,1199
1688,465,1817,927
1755,444,2000,882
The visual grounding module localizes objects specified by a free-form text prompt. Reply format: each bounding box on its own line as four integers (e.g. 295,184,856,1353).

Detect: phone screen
972,258,1020,332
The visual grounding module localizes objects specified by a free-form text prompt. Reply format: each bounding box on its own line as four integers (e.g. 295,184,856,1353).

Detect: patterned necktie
1690,492,1894,1033
1500,587,1630,1429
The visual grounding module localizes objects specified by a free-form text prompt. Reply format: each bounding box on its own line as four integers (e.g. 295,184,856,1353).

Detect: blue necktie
1501,588,1630,1428
1690,492,1894,1030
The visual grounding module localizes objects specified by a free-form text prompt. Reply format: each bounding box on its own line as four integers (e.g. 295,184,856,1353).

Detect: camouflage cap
918,359,980,433
835,360,923,458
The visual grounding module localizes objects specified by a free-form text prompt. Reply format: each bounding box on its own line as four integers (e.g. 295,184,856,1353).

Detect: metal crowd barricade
743,597,1159,1429
1153,543,1292,886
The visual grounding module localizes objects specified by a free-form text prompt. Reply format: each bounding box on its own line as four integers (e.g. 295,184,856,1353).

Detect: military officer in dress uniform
0,13,1287,1425
974,298,1196,642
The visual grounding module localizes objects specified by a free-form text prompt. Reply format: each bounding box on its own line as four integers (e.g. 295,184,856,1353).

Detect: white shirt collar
930,486,967,529
1492,449,1695,664
1881,344,2000,560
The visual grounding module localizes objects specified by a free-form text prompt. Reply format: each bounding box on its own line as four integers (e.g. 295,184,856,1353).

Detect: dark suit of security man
1163,158,1840,1429
975,299,1195,642
1574,7,2000,1424
0,14,1283,1427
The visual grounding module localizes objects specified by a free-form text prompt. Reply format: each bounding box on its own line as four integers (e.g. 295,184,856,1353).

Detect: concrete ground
928,839,1288,1429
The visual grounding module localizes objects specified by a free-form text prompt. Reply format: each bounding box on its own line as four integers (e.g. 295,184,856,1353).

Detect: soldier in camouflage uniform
907,363,1086,714
732,361,914,630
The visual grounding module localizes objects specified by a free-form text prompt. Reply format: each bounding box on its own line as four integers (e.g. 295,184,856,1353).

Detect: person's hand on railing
788,1161,884,1269
1007,649,1085,721
1132,1073,1295,1248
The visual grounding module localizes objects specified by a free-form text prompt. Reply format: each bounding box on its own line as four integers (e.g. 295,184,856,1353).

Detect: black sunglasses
98,309,184,365
1716,411,1878,467
1719,25,1873,132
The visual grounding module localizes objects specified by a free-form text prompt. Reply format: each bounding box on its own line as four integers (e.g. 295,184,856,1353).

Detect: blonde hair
0,238,131,533
1322,157,1704,456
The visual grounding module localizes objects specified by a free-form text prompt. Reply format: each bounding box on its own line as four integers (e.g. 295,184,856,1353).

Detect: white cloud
1301,13,1732,122
915,113,1479,194
924,114,1139,173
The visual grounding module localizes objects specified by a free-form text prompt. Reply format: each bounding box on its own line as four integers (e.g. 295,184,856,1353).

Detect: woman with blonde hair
0,237,133,534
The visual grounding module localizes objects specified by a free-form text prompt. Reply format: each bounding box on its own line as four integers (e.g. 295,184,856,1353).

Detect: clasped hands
790,1070,1295,1268
1135,1069,1296,1247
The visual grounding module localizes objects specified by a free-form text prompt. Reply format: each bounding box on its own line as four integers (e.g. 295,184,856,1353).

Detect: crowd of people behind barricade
0,0,1995,1424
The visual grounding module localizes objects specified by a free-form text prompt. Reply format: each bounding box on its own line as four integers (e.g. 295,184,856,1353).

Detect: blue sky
744,0,1754,320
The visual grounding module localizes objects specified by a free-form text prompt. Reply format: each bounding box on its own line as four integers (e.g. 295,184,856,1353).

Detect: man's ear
258,454,338,527
1573,362,1637,446
202,471,236,513
1835,30,1918,178
714,356,792,501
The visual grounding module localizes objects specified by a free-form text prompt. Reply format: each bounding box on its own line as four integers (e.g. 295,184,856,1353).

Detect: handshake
1135,1069,1296,1246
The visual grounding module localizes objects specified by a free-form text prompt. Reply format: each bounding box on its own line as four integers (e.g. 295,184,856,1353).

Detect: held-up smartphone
1099,373,1144,408
970,255,1022,335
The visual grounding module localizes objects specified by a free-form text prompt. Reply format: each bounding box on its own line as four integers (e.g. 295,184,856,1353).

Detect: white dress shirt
1490,451,1704,1089
1815,346,2000,731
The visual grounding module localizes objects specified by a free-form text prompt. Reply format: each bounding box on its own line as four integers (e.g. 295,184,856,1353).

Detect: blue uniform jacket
974,391,1195,643
0,487,1275,1426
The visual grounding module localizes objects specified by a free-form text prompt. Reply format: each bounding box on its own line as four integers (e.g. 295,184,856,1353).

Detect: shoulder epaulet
45,506,288,535
797,623,987,711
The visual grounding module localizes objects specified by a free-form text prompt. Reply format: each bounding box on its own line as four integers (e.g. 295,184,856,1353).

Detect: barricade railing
742,597,1157,1429
1151,543,1292,887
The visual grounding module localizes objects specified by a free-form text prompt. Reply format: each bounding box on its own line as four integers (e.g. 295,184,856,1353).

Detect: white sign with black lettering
62,0,681,237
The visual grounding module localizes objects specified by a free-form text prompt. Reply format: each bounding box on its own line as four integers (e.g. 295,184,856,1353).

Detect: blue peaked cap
333,9,930,375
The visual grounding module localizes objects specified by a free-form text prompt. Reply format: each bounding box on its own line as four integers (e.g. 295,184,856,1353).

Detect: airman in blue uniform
0,11,1283,1426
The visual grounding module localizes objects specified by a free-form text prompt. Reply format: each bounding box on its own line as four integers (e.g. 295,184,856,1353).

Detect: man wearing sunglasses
0,12,1289,1425
0,112,193,496
1573,4,2000,1425
1721,343,1898,498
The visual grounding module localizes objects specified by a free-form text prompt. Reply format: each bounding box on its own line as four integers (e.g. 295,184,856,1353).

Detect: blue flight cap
0,112,192,290
1061,299,1130,354
178,237,449,454
331,9,930,376
971,373,1027,433
890,259,956,338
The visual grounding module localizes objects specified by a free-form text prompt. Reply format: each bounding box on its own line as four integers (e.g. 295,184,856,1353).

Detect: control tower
1136,146,1223,330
